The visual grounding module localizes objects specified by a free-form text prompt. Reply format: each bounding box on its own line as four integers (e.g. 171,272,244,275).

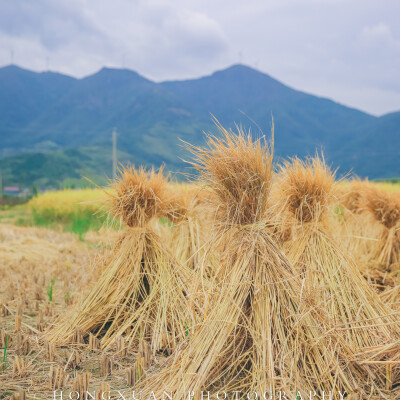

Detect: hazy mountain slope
162,65,376,158
0,146,136,188
0,65,77,152
2,67,207,168
337,111,400,177
0,63,398,186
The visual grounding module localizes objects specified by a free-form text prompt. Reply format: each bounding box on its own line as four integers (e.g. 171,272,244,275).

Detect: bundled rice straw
364,186,400,271
279,157,400,392
340,179,369,215
138,124,364,399
334,180,378,276
164,187,217,319
332,180,391,291
46,166,195,354
166,187,213,270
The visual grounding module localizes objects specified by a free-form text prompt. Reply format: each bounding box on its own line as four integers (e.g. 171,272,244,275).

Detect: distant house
3,186,20,196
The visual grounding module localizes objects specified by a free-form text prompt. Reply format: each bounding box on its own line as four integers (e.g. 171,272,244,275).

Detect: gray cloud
0,0,106,50
0,0,398,115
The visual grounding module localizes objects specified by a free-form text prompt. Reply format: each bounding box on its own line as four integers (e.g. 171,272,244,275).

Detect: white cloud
0,0,399,115
359,22,400,51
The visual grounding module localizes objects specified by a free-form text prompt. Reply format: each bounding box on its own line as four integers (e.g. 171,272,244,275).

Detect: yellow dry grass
28,189,107,218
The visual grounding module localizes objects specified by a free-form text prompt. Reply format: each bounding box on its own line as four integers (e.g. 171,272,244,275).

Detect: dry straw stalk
46,166,196,355
364,187,400,270
279,156,400,393
138,123,363,398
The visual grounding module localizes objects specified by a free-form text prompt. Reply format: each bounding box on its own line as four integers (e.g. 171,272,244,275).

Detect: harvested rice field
1,126,400,400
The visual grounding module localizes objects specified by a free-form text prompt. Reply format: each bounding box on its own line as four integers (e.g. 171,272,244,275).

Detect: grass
47,279,55,303
137,362,142,381
28,189,106,218
0,184,191,239
0,189,111,239
29,189,108,239
32,209,105,240
2,336,8,372
0,205,28,224
375,181,400,192
0,205,106,240
185,320,190,339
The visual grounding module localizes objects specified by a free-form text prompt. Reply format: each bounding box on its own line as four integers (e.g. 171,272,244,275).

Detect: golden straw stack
46,166,196,355
278,157,400,393
137,123,366,398
364,186,400,271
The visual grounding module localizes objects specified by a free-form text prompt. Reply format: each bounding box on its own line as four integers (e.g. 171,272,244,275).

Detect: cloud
0,0,399,114
359,22,400,51
0,0,231,80
97,0,231,79
0,0,106,50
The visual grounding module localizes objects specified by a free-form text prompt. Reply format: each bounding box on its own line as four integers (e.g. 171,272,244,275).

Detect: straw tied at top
51,390,347,400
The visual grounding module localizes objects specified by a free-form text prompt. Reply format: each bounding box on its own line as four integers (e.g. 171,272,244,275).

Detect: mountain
0,65,77,148
338,110,400,178
0,65,206,168
162,65,376,158
0,146,135,189
0,63,399,188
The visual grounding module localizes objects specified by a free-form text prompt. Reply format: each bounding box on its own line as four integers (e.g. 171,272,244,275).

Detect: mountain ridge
0,63,398,187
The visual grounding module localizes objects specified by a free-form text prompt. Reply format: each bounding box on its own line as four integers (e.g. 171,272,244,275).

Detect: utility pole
112,128,117,180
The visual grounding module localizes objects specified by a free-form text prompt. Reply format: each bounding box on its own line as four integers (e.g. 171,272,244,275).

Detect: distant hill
0,64,399,188
0,146,135,189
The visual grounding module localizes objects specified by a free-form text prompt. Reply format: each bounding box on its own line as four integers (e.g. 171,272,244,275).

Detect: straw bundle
340,179,369,215
279,157,400,391
166,187,213,270
334,190,377,275
46,166,194,354
138,124,362,398
364,187,400,270
331,180,383,285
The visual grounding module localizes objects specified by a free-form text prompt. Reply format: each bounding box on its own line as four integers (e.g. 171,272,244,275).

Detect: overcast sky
0,0,399,116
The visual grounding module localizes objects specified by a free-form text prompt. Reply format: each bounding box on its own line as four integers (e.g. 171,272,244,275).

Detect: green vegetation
0,146,131,189
185,320,190,341
47,279,55,303
0,205,29,224
0,204,106,239
28,189,109,239
0,189,109,239
159,217,173,227
137,362,142,381
0,196,30,207
375,177,400,184
2,335,8,372
31,207,106,239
